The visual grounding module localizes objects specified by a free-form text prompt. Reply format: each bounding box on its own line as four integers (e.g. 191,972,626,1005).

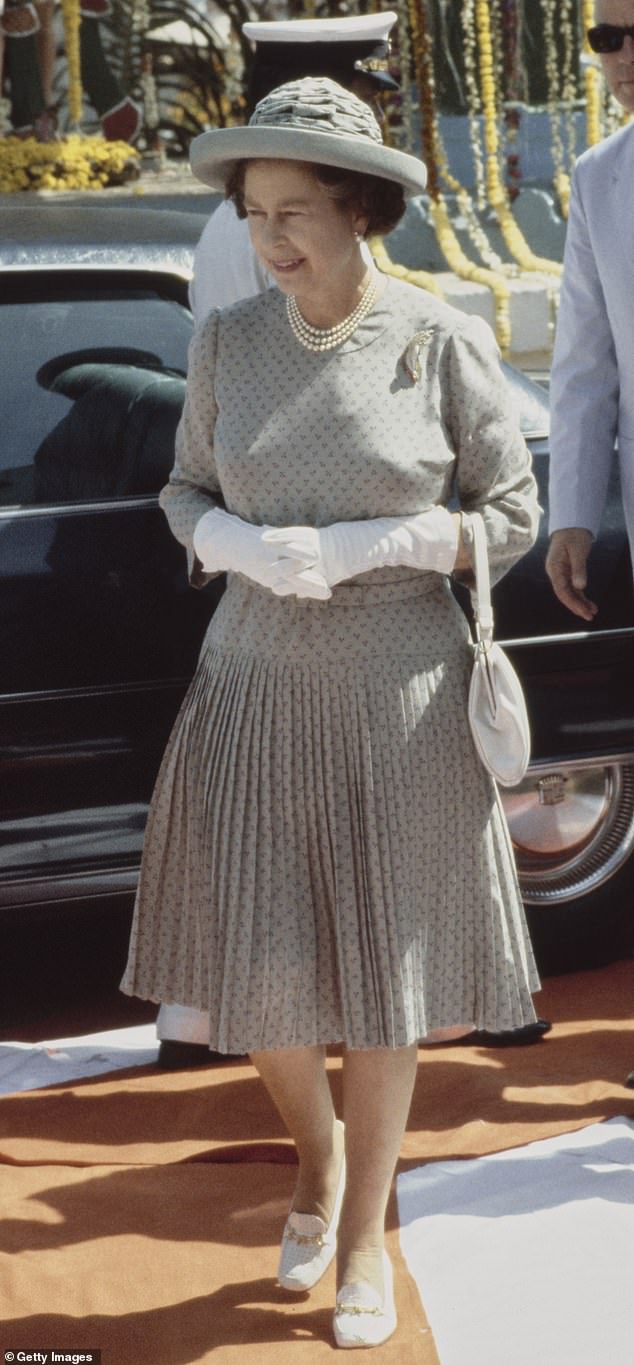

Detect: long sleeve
440,314,541,584
159,312,224,586
548,161,618,537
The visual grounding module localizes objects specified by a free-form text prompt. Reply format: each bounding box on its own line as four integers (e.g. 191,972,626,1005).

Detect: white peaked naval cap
242,14,398,45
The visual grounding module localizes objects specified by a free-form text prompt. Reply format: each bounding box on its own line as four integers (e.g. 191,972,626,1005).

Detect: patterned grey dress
121,275,541,1052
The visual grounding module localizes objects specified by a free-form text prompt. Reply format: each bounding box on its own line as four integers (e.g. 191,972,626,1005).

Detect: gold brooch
401,329,435,383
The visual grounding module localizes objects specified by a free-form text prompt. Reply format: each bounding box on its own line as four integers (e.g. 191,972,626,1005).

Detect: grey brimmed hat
190,78,427,198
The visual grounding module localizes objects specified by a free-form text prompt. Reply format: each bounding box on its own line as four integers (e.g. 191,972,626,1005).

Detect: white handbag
465,512,531,787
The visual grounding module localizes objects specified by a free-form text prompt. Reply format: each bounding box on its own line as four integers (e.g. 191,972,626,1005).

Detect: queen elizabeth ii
122,76,541,1348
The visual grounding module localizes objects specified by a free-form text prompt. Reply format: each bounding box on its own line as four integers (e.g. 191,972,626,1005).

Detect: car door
0,266,223,915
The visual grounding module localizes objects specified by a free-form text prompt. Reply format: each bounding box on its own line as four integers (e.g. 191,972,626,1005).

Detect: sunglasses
587,23,634,53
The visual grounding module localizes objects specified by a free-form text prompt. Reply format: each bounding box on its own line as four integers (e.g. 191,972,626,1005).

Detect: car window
501,362,550,440
0,290,193,508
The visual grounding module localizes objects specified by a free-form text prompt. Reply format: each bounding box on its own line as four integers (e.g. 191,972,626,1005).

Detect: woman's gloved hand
263,507,459,587
193,507,331,599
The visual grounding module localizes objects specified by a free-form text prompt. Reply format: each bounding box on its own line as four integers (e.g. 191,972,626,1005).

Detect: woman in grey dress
122,77,541,1348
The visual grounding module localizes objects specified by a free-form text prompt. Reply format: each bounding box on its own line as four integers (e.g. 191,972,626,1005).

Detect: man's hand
545,528,597,621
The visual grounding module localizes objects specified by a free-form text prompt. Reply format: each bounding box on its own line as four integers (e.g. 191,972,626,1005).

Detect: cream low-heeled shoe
333,1251,397,1349
277,1120,346,1293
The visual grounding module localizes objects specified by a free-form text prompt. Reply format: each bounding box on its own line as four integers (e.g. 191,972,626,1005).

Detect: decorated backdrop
0,1,631,349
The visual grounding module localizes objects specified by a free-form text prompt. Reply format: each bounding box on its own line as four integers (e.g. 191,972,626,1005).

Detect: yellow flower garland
60,0,83,126
554,169,571,218
475,0,561,276
462,0,486,209
135,0,160,136
408,0,512,352
431,198,515,353
141,54,160,132
542,0,569,217
394,0,417,152
0,97,12,137
460,0,519,275
560,0,577,212
582,0,603,145
585,65,603,145
370,234,445,298
0,135,140,192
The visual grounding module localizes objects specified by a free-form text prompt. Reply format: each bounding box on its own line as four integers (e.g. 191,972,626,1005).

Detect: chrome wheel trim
501,762,634,905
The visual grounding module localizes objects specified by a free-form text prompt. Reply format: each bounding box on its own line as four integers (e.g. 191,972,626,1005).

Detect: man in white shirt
545,0,634,1091
546,0,634,620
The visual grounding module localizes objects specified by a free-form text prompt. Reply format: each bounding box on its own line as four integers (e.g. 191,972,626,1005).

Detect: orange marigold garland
366,0,444,302
499,0,522,200
410,0,513,352
475,0,561,276
394,0,417,152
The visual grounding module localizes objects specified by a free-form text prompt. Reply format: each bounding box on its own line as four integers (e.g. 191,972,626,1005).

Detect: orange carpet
1,961,633,1364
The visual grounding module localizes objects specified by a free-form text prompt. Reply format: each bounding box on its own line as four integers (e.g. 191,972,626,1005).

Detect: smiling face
243,159,369,323
594,0,634,110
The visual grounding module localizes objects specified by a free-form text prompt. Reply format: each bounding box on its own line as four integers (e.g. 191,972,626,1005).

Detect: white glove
193,507,331,599
263,507,458,587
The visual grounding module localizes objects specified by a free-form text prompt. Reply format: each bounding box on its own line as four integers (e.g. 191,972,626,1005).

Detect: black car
1,204,632,1037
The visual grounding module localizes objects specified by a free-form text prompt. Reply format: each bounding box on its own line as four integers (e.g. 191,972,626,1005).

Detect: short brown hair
226,159,406,237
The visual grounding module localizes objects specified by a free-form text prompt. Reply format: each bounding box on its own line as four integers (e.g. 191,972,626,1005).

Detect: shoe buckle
287,1224,325,1248
335,1303,383,1318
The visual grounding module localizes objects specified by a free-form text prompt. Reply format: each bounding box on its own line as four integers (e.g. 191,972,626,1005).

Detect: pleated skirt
121,570,540,1051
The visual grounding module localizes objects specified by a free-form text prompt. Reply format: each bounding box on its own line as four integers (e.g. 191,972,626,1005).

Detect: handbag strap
464,511,494,647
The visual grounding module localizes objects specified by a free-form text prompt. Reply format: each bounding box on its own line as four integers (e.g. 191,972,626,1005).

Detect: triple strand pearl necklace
286,270,379,353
